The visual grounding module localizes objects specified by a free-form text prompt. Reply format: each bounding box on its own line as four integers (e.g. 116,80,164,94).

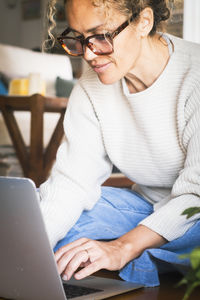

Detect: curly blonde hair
43,0,57,51
93,0,170,33
44,0,171,51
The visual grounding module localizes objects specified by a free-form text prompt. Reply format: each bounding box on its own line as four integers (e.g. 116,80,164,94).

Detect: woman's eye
76,35,83,40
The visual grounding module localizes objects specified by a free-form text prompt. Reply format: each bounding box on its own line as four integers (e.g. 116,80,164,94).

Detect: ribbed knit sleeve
140,83,200,241
40,83,112,248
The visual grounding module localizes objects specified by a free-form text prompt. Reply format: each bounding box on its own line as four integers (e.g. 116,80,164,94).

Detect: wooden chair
0,94,134,188
0,94,68,186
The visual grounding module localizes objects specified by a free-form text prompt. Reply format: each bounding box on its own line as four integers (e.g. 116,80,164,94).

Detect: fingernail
62,274,68,281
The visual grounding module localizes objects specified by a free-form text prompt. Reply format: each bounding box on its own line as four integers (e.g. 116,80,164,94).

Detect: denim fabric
54,187,200,287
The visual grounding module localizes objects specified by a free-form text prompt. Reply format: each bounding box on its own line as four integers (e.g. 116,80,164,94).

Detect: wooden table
94,270,200,300
0,94,68,186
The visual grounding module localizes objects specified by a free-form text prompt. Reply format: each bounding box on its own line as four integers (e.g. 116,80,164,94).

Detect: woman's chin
97,73,119,85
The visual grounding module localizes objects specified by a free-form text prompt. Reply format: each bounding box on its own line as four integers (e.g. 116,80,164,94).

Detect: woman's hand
55,225,166,281
55,237,128,281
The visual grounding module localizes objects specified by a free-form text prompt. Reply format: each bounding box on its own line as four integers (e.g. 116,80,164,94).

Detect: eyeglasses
57,14,136,57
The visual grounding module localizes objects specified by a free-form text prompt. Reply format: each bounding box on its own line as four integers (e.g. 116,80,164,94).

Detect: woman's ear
137,7,154,38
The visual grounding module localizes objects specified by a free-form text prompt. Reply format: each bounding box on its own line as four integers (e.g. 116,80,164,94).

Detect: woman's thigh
54,186,153,251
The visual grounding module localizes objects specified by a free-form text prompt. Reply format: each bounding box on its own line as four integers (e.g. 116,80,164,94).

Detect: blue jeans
54,187,200,287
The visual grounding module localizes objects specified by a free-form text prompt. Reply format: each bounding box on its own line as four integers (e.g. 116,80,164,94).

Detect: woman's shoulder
168,34,200,63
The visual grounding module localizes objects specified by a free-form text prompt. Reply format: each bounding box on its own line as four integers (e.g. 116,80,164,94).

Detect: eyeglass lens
62,38,83,55
61,34,113,56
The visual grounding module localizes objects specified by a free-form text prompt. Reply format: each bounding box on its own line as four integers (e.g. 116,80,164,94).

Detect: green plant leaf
177,277,188,287
183,282,198,300
190,248,200,269
179,253,190,260
182,281,200,300
196,269,200,280
180,207,200,300
182,207,200,219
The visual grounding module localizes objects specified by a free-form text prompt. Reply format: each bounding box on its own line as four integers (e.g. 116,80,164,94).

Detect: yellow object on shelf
8,75,46,96
9,78,29,96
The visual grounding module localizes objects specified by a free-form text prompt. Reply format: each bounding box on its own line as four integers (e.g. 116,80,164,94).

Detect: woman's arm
40,82,112,248
139,83,200,241
55,224,167,281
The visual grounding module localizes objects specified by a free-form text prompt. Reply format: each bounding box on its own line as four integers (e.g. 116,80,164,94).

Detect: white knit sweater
40,34,200,248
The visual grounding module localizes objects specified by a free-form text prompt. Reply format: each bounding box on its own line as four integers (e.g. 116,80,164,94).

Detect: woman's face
66,0,143,85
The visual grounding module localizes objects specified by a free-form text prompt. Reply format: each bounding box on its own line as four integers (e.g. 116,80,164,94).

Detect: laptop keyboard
63,283,103,299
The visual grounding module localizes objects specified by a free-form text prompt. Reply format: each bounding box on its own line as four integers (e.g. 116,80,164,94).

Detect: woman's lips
92,62,111,73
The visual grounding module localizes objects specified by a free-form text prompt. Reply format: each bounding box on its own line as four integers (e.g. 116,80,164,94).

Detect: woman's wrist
116,225,167,265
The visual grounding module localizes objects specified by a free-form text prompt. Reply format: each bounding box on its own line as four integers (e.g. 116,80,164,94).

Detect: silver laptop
0,177,143,300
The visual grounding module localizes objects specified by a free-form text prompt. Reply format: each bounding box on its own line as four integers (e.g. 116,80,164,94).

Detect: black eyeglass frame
57,14,136,56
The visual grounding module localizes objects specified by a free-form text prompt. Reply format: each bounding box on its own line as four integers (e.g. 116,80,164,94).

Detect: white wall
0,0,44,49
20,18,43,49
183,0,200,43
0,1,21,46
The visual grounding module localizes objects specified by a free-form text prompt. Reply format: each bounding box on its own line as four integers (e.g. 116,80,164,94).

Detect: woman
40,0,200,286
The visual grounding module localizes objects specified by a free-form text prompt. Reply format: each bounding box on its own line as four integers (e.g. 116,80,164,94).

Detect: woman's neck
125,34,171,94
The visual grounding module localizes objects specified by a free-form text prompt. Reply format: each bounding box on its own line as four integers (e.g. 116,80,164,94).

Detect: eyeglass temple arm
60,27,71,37
111,14,136,39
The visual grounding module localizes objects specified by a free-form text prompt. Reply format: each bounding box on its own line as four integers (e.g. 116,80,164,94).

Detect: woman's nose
83,45,98,61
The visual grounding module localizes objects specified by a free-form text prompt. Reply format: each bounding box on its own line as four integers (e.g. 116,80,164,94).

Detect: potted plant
179,207,200,300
